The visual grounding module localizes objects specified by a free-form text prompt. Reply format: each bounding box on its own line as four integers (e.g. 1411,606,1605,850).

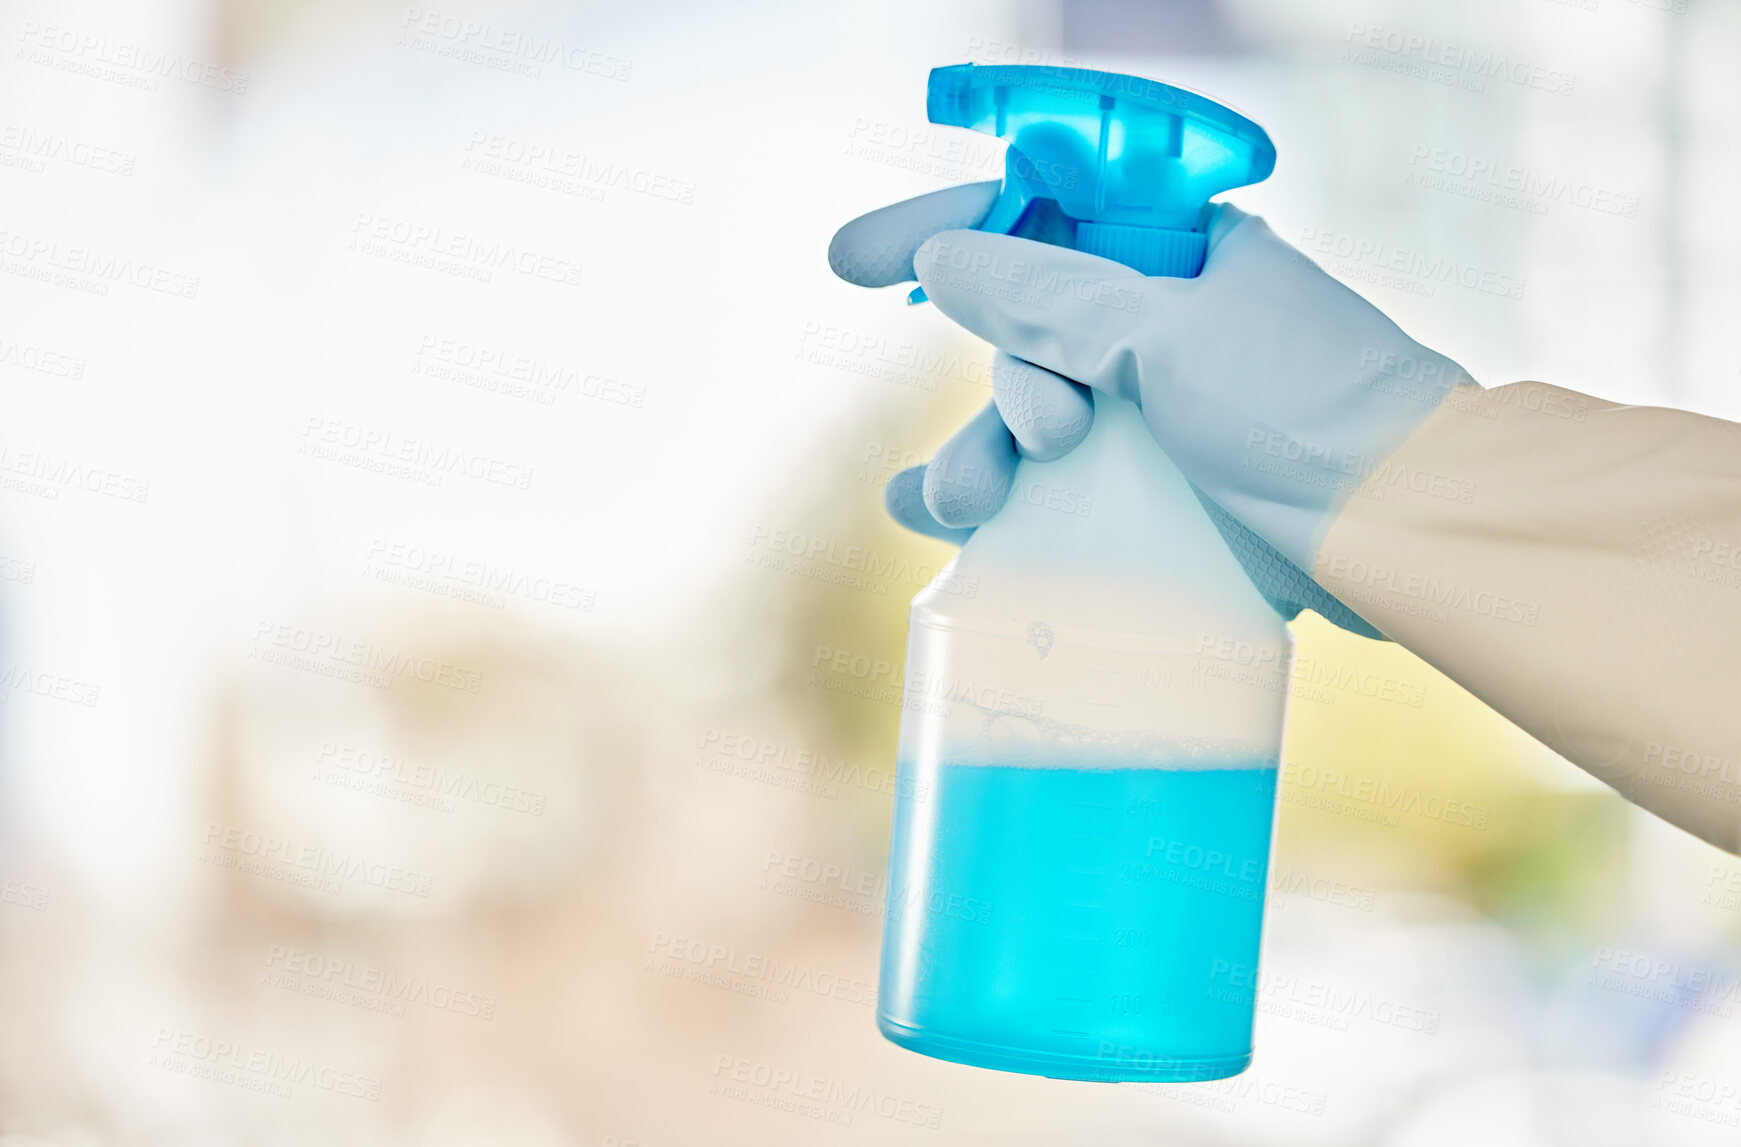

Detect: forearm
1309,381,1741,852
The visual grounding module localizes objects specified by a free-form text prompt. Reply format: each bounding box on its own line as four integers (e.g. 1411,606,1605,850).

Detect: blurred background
0,0,1737,1142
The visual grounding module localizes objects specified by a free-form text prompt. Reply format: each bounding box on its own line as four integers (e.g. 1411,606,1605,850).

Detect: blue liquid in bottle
879,761,1279,1082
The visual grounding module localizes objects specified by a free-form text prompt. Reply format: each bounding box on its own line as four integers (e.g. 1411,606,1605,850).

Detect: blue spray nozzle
909,63,1275,301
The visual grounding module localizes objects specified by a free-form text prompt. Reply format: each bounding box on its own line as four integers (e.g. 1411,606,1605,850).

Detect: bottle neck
960,394,1237,583
1076,222,1206,277
929,392,1287,647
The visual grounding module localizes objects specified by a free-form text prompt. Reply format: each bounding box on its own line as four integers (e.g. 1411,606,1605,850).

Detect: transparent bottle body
877,396,1293,1082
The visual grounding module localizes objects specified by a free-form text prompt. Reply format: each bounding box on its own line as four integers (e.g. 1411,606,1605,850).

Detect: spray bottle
879,63,1290,1083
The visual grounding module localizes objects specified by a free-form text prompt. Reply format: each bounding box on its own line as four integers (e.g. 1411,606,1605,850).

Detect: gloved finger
993,351,1093,461
884,466,975,545
828,181,1002,288
914,229,1185,399
923,401,1017,529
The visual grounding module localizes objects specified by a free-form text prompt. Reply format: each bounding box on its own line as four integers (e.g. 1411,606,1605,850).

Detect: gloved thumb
828,182,1001,287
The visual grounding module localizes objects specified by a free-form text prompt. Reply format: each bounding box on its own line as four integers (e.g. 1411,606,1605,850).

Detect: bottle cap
916,62,1274,289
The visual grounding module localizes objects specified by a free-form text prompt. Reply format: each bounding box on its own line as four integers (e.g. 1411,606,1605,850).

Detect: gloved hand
829,187,1479,639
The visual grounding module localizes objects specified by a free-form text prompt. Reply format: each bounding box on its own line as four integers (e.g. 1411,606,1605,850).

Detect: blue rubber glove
829,189,1475,639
